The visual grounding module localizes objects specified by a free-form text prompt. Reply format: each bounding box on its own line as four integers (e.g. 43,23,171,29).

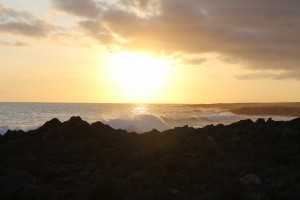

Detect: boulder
42,118,62,130
255,118,265,126
281,127,299,139
4,130,25,139
44,128,64,141
240,174,262,186
228,119,254,129
83,170,125,200
61,116,91,140
17,186,57,200
90,121,114,137
1,117,300,200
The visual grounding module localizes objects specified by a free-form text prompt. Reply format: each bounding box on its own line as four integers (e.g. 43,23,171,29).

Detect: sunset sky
1,0,300,103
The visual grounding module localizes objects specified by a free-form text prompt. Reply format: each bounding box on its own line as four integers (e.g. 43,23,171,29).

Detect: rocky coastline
1,116,300,200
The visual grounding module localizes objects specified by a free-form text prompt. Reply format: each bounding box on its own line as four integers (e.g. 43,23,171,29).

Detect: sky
1,0,300,103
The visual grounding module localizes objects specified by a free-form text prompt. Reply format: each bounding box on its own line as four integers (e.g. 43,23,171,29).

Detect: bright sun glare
109,52,172,100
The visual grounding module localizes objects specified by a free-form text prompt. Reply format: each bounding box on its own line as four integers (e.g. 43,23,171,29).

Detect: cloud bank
52,0,102,18
50,0,300,75
0,3,54,37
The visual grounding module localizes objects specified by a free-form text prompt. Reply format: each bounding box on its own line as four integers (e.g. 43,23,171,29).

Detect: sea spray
0,103,296,135
106,114,170,133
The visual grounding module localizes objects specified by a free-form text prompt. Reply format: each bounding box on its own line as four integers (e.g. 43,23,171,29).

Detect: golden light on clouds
108,51,172,101
1,0,300,103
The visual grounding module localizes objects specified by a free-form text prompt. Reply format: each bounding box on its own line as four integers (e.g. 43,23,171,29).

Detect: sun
108,51,172,100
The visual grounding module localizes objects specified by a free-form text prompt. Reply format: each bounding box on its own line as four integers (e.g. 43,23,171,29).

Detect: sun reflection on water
132,105,149,115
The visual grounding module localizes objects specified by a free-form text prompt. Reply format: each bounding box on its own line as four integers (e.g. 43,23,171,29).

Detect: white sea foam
0,126,8,135
203,112,242,121
0,103,296,135
105,114,170,133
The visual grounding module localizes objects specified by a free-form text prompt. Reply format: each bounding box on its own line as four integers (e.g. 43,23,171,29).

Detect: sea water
0,103,295,134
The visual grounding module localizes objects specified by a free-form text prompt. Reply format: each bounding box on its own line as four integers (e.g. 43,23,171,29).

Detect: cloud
78,19,115,45
0,4,33,20
237,71,300,81
52,0,102,18
0,21,51,37
0,3,54,37
0,40,30,47
184,58,207,65
51,0,300,74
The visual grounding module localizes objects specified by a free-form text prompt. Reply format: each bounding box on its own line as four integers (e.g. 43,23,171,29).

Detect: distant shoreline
1,102,300,106
229,106,300,117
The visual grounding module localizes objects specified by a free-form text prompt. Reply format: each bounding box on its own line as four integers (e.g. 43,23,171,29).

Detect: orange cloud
49,0,300,76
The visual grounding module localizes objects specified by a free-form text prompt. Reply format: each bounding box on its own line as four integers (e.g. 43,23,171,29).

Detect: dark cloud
0,3,54,37
0,40,30,47
237,71,300,81
78,20,115,45
52,0,102,18
0,21,51,37
52,0,300,75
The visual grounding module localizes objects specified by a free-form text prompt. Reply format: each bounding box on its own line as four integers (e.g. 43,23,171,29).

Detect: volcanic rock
1,116,300,200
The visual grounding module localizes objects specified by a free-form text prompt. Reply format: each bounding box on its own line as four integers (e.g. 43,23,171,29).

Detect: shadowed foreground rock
1,116,300,200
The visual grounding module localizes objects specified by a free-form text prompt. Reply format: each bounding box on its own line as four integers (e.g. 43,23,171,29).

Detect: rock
145,128,161,134
240,187,269,200
61,116,91,140
83,170,125,200
17,186,57,200
91,121,114,134
272,191,300,200
256,118,265,126
218,183,244,200
4,130,25,139
206,136,216,143
44,128,64,141
228,119,254,129
26,118,62,137
266,118,273,123
240,174,262,186
42,118,62,130
170,171,191,187
1,117,300,200
126,170,151,191
0,168,38,199
281,127,299,139
288,117,300,127
163,155,186,173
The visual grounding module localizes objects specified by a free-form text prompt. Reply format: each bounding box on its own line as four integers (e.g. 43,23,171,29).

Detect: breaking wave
105,114,170,133
0,126,8,135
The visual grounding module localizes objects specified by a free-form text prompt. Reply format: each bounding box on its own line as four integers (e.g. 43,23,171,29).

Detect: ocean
0,102,296,134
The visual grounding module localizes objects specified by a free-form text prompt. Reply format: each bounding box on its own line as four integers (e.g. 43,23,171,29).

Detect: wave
159,111,247,129
202,112,242,122
0,126,9,135
105,114,170,133
0,115,169,135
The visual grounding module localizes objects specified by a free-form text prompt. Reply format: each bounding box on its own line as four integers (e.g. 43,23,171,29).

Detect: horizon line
1,101,300,105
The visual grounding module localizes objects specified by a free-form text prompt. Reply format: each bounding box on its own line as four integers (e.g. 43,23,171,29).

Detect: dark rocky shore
1,117,300,200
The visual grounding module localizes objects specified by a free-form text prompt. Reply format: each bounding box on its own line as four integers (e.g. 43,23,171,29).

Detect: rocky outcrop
1,117,300,200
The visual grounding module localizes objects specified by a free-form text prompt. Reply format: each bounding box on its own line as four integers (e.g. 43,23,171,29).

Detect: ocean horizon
0,102,297,135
